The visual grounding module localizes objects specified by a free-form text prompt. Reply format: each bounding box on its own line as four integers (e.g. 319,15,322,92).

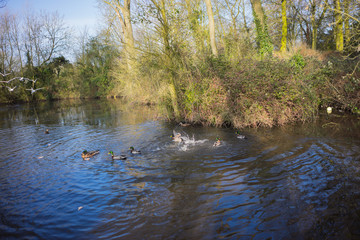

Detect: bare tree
41,11,69,63
288,0,329,50
74,26,90,65
0,12,22,73
102,0,135,70
205,0,218,56
23,11,69,67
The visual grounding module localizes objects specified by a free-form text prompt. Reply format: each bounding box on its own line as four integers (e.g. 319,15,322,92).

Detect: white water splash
174,132,208,151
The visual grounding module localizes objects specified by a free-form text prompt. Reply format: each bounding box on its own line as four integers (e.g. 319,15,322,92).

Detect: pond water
0,99,360,239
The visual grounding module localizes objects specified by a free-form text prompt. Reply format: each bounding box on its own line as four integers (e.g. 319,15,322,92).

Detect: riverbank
1,50,359,129
153,50,360,128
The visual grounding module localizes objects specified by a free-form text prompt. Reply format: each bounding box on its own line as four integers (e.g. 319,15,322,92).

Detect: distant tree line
0,8,118,102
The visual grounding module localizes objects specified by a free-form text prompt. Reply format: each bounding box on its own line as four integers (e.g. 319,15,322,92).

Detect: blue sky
1,0,100,34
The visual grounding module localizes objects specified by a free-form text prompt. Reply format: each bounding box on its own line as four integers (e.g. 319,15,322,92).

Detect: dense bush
155,49,359,128
1,43,359,128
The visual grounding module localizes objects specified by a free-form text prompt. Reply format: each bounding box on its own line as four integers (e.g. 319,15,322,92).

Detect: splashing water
172,130,208,151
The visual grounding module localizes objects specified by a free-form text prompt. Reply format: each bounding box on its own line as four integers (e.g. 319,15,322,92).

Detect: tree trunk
280,0,287,52
123,0,134,49
204,0,218,57
310,3,317,50
343,0,350,45
249,0,272,55
242,0,250,40
334,0,343,51
104,0,135,69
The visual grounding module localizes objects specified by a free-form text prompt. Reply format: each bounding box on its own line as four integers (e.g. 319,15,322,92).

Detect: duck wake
173,130,208,151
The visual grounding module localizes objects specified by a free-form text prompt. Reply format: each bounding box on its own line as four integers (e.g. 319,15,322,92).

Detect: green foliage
183,83,198,114
111,29,359,127
204,54,231,78
252,12,273,56
290,53,306,71
76,37,117,97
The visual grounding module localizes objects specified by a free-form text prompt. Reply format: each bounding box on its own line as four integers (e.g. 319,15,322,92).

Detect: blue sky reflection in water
0,99,360,239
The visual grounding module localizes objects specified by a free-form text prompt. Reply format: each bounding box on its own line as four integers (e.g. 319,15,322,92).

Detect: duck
236,131,246,139
81,150,100,160
171,133,183,142
45,129,49,134
213,137,221,147
108,151,127,160
129,146,141,154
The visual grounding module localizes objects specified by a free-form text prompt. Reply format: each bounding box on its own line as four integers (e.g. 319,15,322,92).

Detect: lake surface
0,99,360,239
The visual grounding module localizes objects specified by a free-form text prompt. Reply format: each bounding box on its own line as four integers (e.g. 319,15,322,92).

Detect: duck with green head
81,150,100,160
236,131,246,139
213,137,221,147
129,146,141,154
108,151,127,160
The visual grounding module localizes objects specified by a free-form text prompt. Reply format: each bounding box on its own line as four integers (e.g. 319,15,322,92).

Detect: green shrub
290,53,306,71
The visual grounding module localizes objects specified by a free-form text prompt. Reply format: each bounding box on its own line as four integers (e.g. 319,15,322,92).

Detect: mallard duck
236,131,246,139
108,151,127,160
45,129,49,134
81,150,100,160
213,137,221,147
171,133,183,142
129,146,141,154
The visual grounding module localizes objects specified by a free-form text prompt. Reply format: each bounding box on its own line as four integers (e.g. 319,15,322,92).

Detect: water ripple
1,100,360,239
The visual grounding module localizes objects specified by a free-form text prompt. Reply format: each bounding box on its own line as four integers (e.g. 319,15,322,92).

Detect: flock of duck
81,147,141,161
42,121,246,161
78,129,247,161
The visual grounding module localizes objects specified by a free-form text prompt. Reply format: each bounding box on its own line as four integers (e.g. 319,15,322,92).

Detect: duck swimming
129,146,141,154
45,129,49,134
171,133,183,142
213,138,221,147
81,150,100,160
108,151,127,160
236,131,246,139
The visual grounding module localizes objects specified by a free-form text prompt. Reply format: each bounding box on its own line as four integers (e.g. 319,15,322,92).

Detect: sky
1,0,101,35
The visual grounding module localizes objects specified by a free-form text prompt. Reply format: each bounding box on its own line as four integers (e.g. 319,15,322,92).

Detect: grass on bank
119,45,359,128
1,45,359,128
